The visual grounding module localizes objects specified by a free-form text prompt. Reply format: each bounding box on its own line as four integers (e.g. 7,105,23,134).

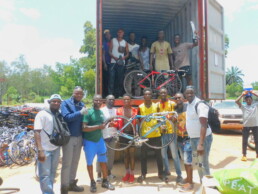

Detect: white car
211,100,243,130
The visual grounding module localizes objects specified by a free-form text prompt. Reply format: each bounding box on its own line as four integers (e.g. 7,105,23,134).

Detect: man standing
82,94,115,193
96,95,117,182
137,88,166,183
34,94,62,194
157,88,182,183
150,30,173,71
235,90,258,161
128,32,140,61
60,86,87,194
185,86,213,182
102,29,112,98
109,28,129,98
173,34,198,85
175,92,194,192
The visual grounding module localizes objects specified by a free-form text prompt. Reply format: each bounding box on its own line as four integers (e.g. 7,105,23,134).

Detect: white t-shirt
241,103,258,127
100,106,117,139
111,38,127,63
34,110,59,151
186,97,212,138
128,43,139,60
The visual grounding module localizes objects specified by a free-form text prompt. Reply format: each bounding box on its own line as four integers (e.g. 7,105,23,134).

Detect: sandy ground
0,130,257,194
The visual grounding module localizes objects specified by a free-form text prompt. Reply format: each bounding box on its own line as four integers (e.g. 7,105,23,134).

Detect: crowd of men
102,29,198,98
34,85,215,193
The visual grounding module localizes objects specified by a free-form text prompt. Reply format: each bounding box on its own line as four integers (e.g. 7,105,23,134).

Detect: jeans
242,126,258,155
61,136,82,187
108,63,125,97
38,148,60,194
140,137,163,176
161,134,182,176
178,139,192,165
190,134,213,181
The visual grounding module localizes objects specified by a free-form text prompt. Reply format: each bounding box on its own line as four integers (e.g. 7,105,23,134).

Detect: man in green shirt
82,94,115,193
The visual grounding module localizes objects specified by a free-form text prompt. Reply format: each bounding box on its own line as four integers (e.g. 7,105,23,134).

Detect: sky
0,0,258,85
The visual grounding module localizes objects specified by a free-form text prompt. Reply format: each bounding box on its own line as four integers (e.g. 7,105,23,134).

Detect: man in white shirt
108,28,129,98
185,86,213,185
34,94,63,194
96,95,117,182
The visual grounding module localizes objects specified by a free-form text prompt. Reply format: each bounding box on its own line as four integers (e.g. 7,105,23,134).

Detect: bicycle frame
138,71,160,89
113,114,168,141
138,70,178,90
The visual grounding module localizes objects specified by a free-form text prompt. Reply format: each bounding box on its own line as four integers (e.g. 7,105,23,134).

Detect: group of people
34,85,214,194
102,28,198,98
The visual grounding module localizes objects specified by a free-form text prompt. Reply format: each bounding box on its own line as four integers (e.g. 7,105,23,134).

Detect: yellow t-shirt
150,41,173,71
139,103,161,138
157,100,176,133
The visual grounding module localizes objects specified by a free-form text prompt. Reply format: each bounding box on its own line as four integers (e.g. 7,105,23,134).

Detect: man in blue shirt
60,86,88,194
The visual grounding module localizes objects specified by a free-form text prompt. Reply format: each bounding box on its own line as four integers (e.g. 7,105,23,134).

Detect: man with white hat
34,94,63,194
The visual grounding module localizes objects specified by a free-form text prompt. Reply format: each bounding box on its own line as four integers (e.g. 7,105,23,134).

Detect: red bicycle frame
138,71,177,90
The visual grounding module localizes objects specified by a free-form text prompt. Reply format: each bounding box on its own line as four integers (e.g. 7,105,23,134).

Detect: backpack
43,110,70,146
195,101,221,133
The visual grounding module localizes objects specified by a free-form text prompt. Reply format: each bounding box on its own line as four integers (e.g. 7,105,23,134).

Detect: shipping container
96,0,225,105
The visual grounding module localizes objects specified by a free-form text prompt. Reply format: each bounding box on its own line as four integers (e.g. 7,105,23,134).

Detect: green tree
225,34,229,58
80,21,96,57
226,66,244,85
3,86,19,104
252,82,258,90
226,83,243,98
0,61,8,104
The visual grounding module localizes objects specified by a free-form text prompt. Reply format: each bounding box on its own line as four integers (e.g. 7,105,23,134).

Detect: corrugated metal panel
207,0,225,99
102,0,189,43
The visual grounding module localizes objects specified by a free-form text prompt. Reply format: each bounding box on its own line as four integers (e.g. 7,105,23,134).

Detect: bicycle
104,111,177,151
123,69,186,99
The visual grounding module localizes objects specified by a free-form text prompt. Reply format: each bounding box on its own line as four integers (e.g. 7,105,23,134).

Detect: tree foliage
0,20,96,104
225,34,229,58
226,66,244,85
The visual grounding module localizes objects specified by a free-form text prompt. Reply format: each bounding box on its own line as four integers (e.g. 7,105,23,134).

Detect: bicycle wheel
155,73,182,97
124,70,151,99
139,113,176,149
104,116,135,151
8,142,24,165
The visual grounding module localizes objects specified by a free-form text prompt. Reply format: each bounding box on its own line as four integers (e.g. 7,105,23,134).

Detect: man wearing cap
102,29,112,98
235,90,258,161
60,87,88,194
34,94,63,194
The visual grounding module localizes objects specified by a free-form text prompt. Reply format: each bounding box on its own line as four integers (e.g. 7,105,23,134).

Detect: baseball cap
49,94,63,102
104,29,110,34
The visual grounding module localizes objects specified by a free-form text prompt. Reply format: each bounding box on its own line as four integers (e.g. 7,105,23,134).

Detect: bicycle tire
155,73,182,97
139,113,176,149
8,142,24,165
124,70,151,99
104,115,135,151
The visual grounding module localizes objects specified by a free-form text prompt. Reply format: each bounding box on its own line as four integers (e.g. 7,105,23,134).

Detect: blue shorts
178,139,192,165
83,138,107,165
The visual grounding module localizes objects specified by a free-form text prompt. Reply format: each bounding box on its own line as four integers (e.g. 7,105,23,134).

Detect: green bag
213,159,258,194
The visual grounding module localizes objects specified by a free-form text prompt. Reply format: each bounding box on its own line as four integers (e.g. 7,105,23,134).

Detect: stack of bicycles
0,126,36,166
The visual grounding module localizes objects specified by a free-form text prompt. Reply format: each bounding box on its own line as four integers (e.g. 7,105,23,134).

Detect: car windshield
213,101,239,109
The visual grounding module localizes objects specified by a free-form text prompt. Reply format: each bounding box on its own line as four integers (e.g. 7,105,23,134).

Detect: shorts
178,139,192,165
83,138,107,165
179,66,191,75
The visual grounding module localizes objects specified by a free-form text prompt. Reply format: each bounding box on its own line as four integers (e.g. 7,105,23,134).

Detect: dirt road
0,131,256,194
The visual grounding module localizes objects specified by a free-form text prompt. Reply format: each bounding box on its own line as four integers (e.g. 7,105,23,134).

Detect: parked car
211,100,243,130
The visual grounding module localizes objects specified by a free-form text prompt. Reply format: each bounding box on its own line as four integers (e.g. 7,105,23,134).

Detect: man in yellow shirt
150,30,174,71
137,88,165,183
157,88,183,183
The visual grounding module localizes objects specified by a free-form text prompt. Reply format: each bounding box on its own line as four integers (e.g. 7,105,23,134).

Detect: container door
206,0,225,99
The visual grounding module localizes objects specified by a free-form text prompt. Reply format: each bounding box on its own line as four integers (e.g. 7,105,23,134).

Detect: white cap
49,94,62,102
